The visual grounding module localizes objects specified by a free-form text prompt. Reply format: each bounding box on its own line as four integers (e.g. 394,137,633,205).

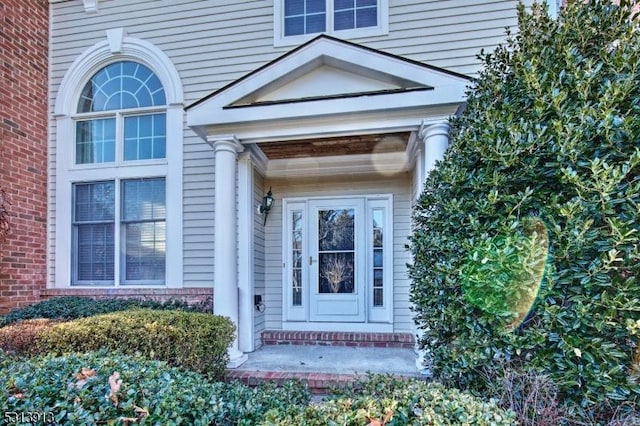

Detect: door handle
309,256,315,265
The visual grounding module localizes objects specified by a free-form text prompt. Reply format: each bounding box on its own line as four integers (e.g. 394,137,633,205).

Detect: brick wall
0,0,49,314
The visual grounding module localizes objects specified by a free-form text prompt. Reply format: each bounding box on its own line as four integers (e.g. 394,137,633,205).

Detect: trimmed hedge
1,351,310,425
2,296,210,325
0,319,60,356
265,375,515,425
38,309,234,379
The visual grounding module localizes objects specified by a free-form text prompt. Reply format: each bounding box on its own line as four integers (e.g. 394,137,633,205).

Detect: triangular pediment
186,35,471,139
230,57,432,107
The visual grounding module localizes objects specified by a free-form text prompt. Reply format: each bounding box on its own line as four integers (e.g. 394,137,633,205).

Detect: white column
237,152,254,353
413,121,450,375
419,121,451,176
208,135,248,368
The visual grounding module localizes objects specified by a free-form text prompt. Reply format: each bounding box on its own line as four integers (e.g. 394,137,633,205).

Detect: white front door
282,195,393,327
308,198,365,322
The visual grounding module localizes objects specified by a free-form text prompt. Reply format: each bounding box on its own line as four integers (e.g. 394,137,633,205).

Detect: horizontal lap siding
263,175,412,332
253,172,266,349
49,0,523,287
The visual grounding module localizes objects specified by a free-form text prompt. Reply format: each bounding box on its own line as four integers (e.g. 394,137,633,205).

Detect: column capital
419,120,451,142
206,135,244,154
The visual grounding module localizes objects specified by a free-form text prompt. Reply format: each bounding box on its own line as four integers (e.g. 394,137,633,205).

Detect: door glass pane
291,211,303,306
318,208,355,294
320,252,354,293
318,209,354,251
372,207,384,306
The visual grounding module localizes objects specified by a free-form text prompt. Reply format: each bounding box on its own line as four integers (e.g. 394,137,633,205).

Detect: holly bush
409,0,640,417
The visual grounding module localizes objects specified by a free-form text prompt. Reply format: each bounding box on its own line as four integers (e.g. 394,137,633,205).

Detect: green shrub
2,295,210,325
409,0,640,417
0,350,309,426
265,374,515,425
38,309,234,379
0,319,60,356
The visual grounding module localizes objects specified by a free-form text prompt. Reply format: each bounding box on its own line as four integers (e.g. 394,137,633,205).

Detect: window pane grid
78,61,165,113
75,118,116,164
334,0,377,30
121,178,166,284
372,208,384,306
284,0,326,36
72,182,116,284
124,113,166,161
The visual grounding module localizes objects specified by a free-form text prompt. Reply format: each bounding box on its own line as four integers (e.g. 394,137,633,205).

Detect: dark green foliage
0,351,310,426
2,295,211,325
409,0,640,417
38,309,234,379
266,374,515,425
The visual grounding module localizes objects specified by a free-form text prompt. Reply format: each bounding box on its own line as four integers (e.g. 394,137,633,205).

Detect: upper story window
75,61,166,165
275,0,388,46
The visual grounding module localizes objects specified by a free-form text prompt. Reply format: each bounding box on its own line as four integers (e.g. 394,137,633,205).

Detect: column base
228,348,248,369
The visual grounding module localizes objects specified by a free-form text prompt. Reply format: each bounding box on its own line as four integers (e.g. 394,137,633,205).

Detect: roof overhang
186,34,471,143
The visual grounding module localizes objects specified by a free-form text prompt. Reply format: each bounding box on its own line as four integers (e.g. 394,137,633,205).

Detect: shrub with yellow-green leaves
265,375,516,425
0,319,60,356
39,309,234,379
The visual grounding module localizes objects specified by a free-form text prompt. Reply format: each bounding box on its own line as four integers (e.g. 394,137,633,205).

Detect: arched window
75,61,167,164
71,61,168,285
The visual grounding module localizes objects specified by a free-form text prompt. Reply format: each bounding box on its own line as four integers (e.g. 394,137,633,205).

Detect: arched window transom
77,61,166,112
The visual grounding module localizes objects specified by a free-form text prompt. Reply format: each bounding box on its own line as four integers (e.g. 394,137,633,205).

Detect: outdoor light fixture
259,187,274,225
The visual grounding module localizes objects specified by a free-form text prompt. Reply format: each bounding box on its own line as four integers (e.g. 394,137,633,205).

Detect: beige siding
263,175,413,332
49,0,523,287
253,171,266,349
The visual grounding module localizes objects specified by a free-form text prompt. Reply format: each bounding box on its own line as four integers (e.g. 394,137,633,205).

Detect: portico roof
186,35,470,143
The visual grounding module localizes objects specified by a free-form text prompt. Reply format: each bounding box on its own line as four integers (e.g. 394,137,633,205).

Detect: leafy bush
1,351,309,426
266,375,515,425
0,319,60,356
409,0,640,416
38,309,234,379
2,295,211,325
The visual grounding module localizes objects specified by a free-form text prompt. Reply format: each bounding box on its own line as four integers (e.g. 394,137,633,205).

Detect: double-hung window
71,61,167,286
275,0,388,46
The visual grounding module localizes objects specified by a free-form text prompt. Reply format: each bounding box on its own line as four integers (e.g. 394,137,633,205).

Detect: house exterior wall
0,0,49,314
253,170,266,348
48,0,525,291
263,174,413,332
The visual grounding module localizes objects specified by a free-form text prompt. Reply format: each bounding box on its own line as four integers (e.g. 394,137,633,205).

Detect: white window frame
274,0,389,47
53,32,183,289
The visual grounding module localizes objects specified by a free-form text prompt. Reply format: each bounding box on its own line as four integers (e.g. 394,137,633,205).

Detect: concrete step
261,330,415,348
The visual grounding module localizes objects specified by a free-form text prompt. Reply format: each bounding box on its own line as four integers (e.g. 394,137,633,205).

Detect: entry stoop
261,330,415,348
226,331,419,394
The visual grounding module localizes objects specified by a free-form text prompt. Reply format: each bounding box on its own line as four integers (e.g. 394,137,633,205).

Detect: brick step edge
261,330,415,349
226,370,359,394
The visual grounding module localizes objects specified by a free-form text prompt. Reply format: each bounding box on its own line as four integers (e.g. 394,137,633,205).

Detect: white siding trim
55,30,184,117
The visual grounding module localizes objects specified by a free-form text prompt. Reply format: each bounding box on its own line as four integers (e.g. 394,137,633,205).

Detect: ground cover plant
409,0,640,422
1,350,310,425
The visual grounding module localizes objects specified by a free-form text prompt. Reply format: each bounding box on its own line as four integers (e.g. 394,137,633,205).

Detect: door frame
282,194,394,331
